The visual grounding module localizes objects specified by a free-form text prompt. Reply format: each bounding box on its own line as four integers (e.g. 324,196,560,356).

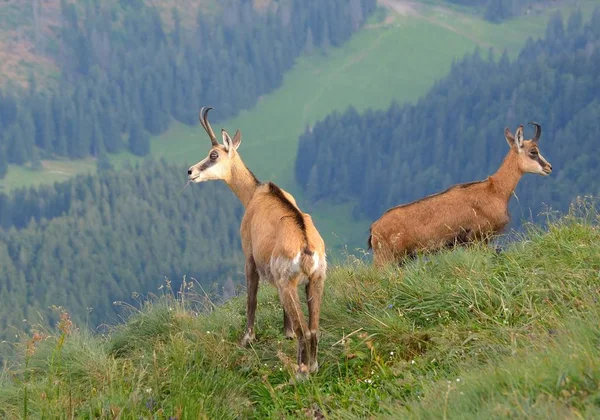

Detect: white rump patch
310,252,327,278
270,252,302,281
311,252,320,274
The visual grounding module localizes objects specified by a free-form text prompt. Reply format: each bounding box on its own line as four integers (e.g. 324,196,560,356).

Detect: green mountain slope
146,0,599,255
2,202,598,418
294,6,600,258
2,2,594,253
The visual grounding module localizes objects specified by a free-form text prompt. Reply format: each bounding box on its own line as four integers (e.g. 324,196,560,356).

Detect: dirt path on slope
378,0,492,48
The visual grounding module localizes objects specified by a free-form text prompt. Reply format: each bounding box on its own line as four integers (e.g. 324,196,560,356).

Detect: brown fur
188,108,326,377
369,124,552,267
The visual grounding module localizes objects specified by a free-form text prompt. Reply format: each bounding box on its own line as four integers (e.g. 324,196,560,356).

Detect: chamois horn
529,121,541,143
199,107,218,146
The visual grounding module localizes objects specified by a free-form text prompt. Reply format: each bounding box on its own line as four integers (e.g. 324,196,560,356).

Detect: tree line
0,0,376,177
295,8,599,228
448,0,548,22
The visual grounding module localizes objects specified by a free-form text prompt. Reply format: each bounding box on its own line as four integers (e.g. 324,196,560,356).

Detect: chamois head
188,107,242,183
504,122,552,176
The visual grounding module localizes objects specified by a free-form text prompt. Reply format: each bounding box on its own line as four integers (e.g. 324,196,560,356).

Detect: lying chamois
188,107,327,377
369,123,552,267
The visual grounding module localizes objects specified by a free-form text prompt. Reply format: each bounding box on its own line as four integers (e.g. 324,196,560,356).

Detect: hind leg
306,274,324,373
277,279,310,378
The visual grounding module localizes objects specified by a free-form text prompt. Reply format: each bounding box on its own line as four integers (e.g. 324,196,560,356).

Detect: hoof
284,329,296,340
293,364,310,383
309,360,319,373
240,331,255,347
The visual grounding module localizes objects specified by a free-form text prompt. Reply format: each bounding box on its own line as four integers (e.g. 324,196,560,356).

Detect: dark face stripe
199,159,217,172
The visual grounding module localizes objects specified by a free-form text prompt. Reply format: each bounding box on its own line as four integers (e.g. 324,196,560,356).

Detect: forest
0,160,245,341
295,8,600,228
0,0,376,176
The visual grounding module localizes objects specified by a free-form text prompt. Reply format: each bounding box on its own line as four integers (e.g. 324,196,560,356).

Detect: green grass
1,201,599,418
0,159,96,192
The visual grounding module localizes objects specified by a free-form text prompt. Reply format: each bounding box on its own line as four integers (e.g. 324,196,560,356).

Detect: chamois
368,123,552,267
188,107,327,377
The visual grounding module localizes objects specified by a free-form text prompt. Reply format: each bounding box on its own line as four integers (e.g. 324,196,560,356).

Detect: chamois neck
489,149,523,201
226,155,260,208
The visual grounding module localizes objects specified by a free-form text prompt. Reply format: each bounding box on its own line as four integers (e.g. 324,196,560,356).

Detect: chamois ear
514,125,525,149
222,129,234,156
504,127,515,148
231,129,242,150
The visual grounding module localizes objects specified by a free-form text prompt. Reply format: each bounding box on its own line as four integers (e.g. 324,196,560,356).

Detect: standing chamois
188,107,327,377
369,123,552,267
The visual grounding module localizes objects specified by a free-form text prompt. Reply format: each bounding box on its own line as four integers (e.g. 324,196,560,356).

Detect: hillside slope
295,6,600,250
0,0,376,183
0,0,220,88
1,202,598,418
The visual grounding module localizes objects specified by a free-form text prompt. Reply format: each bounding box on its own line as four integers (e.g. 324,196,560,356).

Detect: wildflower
26,331,45,356
58,311,73,335
390,351,394,356
146,388,152,394
411,360,415,365
456,378,461,382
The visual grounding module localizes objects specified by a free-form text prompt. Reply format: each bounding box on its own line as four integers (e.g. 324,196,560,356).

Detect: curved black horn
199,107,218,146
529,121,541,143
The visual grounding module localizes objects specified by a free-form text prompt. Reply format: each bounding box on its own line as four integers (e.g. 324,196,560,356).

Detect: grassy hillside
1,201,598,418
1,0,597,252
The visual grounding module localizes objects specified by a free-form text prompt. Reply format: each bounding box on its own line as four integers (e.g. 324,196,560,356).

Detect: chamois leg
283,309,296,340
306,274,324,373
241,257,259,347
277,280,310,378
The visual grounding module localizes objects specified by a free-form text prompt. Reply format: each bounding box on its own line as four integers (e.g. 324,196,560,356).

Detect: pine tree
0,146,8,179
128,119,151,156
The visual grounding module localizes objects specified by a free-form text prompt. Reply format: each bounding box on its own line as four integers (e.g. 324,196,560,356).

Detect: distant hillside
1,203,598,418
295,8,600,233
0,0,235,88
0,0,376,174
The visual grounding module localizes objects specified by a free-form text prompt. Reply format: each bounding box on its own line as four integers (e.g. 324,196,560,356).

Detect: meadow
1,200,598,418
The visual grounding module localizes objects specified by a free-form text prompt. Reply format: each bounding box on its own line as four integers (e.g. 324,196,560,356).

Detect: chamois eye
529,150,539,157
210,151,219,161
